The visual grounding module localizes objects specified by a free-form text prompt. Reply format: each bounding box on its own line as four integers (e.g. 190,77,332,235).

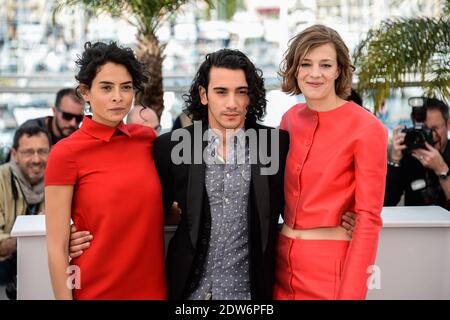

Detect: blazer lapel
186,125,207,249
187,163,205,249
250,127,271,253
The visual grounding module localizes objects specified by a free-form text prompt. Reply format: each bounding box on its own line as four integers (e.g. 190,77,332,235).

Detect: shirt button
293,191,299,197
296,165,301,172
304,139,311,146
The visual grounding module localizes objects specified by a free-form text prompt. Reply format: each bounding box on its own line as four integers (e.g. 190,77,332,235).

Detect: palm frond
353,17,450,111
52,0,124,25
445,0,450,16
54,0,213,36
52,0,215,117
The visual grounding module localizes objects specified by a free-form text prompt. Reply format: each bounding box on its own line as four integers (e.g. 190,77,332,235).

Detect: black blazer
154,122,289,300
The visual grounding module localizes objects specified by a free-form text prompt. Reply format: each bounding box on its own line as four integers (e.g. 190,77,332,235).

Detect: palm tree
53,0,212,118
353,0,450,112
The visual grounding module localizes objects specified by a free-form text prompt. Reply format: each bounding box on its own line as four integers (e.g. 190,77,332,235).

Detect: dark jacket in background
384,144,450,209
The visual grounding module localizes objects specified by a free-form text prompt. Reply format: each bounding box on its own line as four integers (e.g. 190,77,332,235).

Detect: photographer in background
385,97,450,208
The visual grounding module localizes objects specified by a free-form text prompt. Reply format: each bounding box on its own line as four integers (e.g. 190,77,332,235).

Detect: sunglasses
59,110,84,123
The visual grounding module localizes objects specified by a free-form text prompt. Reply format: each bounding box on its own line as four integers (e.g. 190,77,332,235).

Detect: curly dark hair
183,49,266,124
75,42,148,96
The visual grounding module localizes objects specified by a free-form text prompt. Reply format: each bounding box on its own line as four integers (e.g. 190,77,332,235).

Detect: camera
401,97,434,154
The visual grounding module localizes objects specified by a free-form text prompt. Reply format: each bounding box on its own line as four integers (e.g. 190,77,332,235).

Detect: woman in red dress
45,42,167,300
274,25,388,299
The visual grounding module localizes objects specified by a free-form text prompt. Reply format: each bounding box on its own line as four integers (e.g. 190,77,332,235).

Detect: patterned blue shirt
189,129,251,300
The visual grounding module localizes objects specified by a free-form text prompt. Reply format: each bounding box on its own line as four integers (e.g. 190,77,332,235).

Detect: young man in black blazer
154,49,289,300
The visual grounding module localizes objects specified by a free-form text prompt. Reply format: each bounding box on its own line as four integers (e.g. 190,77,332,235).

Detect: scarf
9,160,44,205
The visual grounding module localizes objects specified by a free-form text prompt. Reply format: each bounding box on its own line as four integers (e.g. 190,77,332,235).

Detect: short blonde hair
279,24,354,99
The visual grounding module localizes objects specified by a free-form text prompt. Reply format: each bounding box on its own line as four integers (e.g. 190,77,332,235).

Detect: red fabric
279,101,387,299
45,116,167,300
274,234,349,300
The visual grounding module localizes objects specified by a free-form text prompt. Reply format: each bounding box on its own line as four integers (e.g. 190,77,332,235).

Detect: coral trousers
273,233,350,300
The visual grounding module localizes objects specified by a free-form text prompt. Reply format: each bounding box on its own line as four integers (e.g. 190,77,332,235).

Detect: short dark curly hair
75,42,148,95
183,49,266,124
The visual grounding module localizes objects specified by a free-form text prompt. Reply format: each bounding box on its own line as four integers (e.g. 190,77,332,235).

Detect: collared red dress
45,116,167,300
275,101,388,300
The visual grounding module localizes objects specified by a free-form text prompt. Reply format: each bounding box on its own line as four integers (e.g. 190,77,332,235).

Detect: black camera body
401,97,435,154
401,124,434,154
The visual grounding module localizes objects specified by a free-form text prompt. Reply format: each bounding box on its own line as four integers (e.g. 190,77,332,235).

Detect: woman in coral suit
274,24,388,300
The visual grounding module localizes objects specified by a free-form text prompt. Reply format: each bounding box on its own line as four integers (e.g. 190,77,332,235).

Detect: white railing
10,206,450,300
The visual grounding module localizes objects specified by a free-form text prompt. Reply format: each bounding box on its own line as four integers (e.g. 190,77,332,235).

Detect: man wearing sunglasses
20,88,84,147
